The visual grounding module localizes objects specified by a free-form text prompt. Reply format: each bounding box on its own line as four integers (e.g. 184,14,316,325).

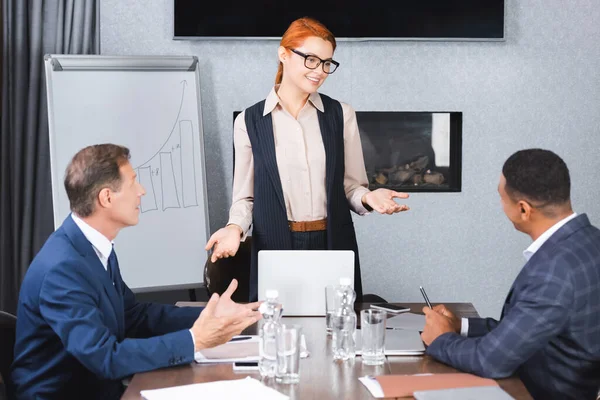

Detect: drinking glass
275,324,302,383
325,285,336,334
360,309,386,365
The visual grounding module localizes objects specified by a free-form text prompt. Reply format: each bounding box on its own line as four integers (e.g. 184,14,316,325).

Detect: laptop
355,329,426,355
257,250,354,316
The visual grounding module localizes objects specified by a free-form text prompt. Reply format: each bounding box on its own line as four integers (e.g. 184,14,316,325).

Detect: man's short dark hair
64,144,131,217
502,149,571,214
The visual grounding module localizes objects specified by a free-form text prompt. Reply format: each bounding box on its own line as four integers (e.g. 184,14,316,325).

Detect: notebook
385,312,427,331
355,328,425,355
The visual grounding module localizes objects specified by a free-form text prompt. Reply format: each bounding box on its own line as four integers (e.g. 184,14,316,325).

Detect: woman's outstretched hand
362,189,410,215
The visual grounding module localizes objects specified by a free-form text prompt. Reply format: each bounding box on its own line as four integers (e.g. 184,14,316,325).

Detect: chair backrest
204,236,252,302
0,311,17,392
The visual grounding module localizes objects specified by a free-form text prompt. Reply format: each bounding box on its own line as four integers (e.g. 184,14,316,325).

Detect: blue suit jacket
10,216,202,399
427,214,600,400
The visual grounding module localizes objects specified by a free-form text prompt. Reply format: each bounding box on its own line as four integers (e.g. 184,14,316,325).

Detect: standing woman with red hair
206,17,410,301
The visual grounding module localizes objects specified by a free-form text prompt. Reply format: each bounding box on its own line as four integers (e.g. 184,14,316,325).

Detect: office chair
0,311,17,399
204,237,253,303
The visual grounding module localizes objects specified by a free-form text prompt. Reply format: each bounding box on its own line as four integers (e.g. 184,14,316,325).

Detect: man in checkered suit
422,149,600,400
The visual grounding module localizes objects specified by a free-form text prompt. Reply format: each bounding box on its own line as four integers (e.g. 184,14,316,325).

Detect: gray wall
101,0,600,317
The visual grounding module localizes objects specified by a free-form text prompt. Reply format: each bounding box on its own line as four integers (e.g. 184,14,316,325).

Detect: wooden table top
122,303,532,399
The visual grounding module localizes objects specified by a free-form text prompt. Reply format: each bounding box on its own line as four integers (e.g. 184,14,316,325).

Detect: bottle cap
339,277,352,286
265,289,279,299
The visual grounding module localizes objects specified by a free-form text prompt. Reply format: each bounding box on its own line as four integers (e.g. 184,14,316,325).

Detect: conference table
122,303,532,399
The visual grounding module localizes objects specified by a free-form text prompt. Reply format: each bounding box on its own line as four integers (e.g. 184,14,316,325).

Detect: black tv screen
174,0,505,41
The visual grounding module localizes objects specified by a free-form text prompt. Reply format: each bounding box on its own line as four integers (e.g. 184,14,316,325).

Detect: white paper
195,336,260,363
195,335,310,363
140,377,289,400
358,376,384,398
386,312,426,331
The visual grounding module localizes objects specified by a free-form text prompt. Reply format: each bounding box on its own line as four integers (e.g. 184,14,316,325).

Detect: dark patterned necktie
107,244,124,340
107,245,121,292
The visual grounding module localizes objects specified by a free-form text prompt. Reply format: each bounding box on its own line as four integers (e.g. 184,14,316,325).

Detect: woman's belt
288,219,327,232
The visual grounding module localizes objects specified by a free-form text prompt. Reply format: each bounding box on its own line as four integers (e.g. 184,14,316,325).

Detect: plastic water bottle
332,277,357,360
258,289,282,377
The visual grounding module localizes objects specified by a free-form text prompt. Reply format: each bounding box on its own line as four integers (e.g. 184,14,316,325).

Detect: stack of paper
195,335,309,363
140,377,288,400
195,336,260,363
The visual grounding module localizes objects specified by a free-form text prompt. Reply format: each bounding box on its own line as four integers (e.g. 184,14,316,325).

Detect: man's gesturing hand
191,292,261,352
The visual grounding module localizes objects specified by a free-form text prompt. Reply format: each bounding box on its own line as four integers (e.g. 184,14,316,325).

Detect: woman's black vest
243,94,363,301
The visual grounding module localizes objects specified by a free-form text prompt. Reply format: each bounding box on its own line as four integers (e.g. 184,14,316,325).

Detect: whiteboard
44,55,209,292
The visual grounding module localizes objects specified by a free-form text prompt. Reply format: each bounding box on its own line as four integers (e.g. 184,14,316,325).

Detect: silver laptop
355,329,426,355
257,250,354,316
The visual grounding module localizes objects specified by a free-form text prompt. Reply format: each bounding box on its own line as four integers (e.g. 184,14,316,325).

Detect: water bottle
258,289,282,377
332,277,357,360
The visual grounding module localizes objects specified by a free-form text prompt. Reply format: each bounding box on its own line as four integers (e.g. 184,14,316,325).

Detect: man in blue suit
421,149,600,399
10,144,261,399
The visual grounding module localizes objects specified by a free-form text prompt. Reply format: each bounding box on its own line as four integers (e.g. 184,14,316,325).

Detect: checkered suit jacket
426,214,600,400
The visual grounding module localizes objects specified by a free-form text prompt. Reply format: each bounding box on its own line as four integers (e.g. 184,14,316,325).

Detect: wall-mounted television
174,0,505,41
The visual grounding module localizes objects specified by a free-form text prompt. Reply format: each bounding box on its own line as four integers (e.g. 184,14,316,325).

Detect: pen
419,286,433,309
229,336,252,342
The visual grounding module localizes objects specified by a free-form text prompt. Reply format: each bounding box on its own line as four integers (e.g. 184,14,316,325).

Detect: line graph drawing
136,80,199,213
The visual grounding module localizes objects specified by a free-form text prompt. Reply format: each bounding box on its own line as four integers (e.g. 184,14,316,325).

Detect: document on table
194,335,309,363
386,312,426,331
195,336,260,363
140,377,289,400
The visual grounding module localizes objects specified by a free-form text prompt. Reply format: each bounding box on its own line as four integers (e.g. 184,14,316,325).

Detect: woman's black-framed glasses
290,49,339,74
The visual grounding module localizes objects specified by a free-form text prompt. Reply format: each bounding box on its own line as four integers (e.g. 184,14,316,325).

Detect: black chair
204,237,253,303
0,311,17,400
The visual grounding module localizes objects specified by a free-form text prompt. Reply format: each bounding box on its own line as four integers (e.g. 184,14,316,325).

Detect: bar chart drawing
135,80,199,213
137,166,158,212
159,151,181,210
